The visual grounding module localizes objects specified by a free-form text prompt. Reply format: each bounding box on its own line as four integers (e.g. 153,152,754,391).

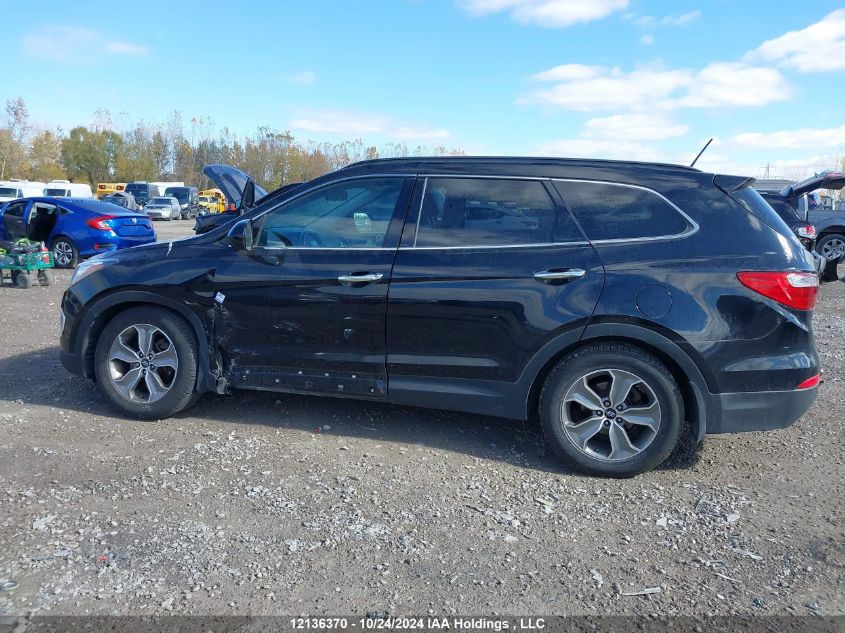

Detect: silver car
144,196,180,221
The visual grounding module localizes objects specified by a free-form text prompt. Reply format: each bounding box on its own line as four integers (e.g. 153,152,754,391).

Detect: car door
2,200,31,241
386,175,605,419
212,175,414,400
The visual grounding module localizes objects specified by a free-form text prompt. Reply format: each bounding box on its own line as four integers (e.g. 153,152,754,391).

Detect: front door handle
337,272,384,285
533,268,586,283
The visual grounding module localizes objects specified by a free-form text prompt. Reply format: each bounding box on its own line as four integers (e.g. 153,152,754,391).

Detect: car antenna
690,138,713,168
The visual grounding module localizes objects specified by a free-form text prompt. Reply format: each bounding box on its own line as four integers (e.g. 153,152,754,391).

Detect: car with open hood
193,164,301,234
757,171,845,280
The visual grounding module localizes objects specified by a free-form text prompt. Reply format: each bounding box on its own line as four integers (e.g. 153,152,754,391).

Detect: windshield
45,188,69,196
125,185,149,201
0,187,20,198
149,197,172,205
104,196,127,206
165,188,189,203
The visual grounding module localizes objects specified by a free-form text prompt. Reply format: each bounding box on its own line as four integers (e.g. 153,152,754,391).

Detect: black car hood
782,171,845,200
202,164,268,208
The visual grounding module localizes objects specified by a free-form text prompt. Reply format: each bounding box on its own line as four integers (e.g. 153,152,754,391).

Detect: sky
4,0,845,179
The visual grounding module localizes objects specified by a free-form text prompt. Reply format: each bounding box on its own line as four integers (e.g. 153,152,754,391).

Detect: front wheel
539,342,684,477
94,307,200,419
51,237,78,269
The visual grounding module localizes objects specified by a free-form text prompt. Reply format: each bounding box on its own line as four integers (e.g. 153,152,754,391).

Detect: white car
144,196,180,221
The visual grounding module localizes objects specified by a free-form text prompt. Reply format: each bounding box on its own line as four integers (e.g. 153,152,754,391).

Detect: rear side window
413,177,582,247
731,186,794,239
554,180,691,241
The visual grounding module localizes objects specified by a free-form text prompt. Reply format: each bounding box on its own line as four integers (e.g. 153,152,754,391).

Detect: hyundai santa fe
59,157,821,476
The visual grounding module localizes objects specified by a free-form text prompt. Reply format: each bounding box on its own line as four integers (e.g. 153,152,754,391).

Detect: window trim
410,174,586,250
552,178,699,245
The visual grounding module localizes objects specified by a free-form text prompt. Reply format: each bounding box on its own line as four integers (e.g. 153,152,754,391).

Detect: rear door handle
533,269,586,283
337,272,384,285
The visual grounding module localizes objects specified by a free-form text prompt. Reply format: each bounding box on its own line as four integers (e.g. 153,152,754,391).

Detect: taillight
796,224,816,239
737,271,819,310
796,374,820,390
86,215,115,231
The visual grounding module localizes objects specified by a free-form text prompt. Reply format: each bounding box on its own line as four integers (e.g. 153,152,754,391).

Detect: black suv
164,186,200,220
59,158,820,476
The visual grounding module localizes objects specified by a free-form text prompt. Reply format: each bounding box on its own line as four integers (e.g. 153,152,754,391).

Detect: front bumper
705,386,818,434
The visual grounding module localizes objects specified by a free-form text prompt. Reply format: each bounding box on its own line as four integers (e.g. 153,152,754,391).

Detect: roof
28,196,138,215
337,156,711,185
344,155,701,173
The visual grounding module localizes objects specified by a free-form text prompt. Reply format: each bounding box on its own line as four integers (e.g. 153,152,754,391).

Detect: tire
817,234,844,282
16,273,32,289
94,306,200,419
539,342,684,477
37,269,54,286
51,236,79,269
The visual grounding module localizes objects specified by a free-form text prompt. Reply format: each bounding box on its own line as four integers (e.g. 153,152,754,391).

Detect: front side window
257,177,405,248
554,180,691,241
413,177,576,247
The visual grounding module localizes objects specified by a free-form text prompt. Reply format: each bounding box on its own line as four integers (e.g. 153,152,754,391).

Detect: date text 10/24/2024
290,617,547,630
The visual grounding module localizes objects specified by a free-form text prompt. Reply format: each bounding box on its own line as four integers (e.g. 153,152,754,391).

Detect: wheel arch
816,226,845,240
75,291,215,392
523,320,712,441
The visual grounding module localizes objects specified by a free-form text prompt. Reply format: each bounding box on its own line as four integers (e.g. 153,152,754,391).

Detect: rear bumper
704,386,818,434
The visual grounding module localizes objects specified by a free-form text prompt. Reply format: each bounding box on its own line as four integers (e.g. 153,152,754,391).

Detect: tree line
0,97,464,191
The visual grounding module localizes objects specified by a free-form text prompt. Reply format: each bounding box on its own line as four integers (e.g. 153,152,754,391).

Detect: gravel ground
0,229,842,618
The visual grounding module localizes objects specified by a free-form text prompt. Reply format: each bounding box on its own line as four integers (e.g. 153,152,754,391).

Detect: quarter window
257,177,405,248
414,178,579,247
554,180,690,241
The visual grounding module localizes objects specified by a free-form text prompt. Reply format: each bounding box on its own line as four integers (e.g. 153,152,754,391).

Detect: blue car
0,197,156,268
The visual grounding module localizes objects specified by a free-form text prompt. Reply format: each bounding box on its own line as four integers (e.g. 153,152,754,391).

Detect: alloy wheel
821,238,845,260
53,241,73,267
560,368,661,462
107,324,178,403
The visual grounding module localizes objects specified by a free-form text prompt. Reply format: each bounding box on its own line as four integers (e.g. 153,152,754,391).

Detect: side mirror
227,219,253,252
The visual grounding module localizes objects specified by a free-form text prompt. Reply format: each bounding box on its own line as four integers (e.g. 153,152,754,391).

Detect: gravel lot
0,224,842,618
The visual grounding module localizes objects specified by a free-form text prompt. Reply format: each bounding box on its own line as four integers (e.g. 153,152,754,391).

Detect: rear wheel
539,342,684,477
94,307,200,419
51,237,78,269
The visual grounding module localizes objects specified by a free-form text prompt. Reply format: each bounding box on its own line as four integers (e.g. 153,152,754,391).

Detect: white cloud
523,65,690,111
583,113,688,141
289,70,317,85
530,63,605,82
718,124,845,151
534,138,663,161
630,10,701,28
640,34,654,45
746,9,845,72
679,62,793,108
523,62,791,111
458,0,628,28
290,110,449,141
23,25,149,64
